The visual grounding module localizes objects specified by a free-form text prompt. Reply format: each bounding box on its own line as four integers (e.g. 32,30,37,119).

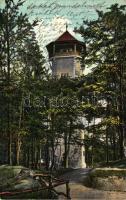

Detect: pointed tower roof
46,30,84,49
56,30,78,42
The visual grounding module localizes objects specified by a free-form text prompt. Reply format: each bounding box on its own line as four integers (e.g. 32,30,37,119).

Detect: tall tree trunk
27,147,30,168
91,117,95,167
16,138,22,165
50,139,55,171
119,62,124,159
64,120,73,168
31,138,34,168
6,1,12,165
16,97,23,165
64,137,69,168
34,138,38,169
106,127,109,164
112,129,117,161
45,140,49,170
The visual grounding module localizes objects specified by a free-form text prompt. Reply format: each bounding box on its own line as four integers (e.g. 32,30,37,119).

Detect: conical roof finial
66,23,68,31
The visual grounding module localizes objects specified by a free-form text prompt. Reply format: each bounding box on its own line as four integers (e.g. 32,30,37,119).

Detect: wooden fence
0,173,71,199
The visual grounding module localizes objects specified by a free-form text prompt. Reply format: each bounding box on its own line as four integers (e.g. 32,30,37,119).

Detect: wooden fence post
48,175,53,199
66,181,71,199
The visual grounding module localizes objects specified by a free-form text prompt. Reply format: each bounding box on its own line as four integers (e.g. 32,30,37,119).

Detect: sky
23,0,126,46
24,0,126,34
0,0,125,44
24,0,125,74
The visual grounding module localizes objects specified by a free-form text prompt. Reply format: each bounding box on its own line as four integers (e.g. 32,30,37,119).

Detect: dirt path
56,168,126,199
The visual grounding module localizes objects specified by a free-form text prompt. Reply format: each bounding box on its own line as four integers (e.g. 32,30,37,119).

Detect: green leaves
75,3,126,163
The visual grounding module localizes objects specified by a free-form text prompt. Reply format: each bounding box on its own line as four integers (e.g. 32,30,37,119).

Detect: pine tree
75,4,126,164
0,0,46,165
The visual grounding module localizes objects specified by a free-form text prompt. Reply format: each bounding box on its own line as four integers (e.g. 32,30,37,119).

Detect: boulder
14,177,41,190
83,168,126,191
0,166,42,192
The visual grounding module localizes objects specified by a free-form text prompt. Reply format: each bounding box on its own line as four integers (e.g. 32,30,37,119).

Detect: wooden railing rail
0,173,71,199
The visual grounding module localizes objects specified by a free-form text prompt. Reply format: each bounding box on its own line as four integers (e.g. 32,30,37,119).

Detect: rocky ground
0,166,54,199
1,166,126,199
56,168,126,199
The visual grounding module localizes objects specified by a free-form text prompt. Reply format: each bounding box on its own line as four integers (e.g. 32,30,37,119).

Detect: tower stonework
46,30,86,78
46,30,87,168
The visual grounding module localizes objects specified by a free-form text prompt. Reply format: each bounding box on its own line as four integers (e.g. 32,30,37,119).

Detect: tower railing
54,51,81,57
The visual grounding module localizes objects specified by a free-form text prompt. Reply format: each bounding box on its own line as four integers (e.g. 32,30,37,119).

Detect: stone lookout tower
46,28,86,168
46,28,85,78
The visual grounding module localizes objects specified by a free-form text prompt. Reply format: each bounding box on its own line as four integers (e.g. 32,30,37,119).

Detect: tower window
61,73,69,77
